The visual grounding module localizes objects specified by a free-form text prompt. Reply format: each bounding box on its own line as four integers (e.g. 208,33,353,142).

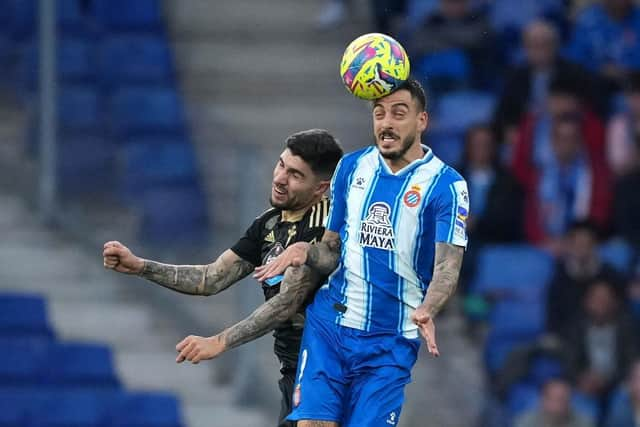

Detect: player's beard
375,132,416,161
270,192,302,211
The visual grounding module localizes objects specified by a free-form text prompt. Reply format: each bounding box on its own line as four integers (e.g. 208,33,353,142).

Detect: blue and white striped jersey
309,145,469,339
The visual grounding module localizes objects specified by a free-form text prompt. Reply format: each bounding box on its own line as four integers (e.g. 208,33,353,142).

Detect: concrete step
48,301,159,347
184,402,268,427
115,350,223,400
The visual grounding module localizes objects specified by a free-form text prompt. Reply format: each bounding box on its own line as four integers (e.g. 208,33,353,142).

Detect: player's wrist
135,258,147,275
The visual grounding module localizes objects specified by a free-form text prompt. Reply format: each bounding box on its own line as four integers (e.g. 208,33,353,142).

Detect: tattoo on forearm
140,256,254,296
221,265,321,349
423,243,464,318
306,236,341,275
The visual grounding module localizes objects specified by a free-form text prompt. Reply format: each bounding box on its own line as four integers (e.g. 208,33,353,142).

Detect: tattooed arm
103,241,254,296
253,229,342,281
411,242,465,356
175,265,321,363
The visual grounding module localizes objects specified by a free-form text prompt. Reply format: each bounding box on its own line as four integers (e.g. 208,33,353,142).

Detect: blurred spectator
546,221,624,335
460,124,524,243
604,359,640,427
512,81,611,245
613,134,640,248
493,20,604,144
561,279,637,406
565,0,640,87
514,378,595,427
607,72,640,176
370,0,407,36
626,272,640,323
407,0,494,86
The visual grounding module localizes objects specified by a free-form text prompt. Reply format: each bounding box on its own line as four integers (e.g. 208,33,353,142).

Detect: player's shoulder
429,155,466,187
338,146,377,169
306,197,331,229
252,206,281,229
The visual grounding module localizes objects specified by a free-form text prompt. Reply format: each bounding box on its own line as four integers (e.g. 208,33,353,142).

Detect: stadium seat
121,139,198,195
414,49,471,91
7,0,86,41
91,0,163,31
109,86,186,137
484,332,536,375
431,91,497,135
0,387,48,427
57,134,116,196
506,382,539,419
599,238,634,276
470,244,554,299
489,301,546,338
33,389,112,427
139,186,209,244
98,35,173,87
0,337,49,385
0,293,54,338
427,130,464,168
58,85,101,132
489,0,563,33
526,355,565,387
108,391,184,427
405,0,439,28
43,341,120,387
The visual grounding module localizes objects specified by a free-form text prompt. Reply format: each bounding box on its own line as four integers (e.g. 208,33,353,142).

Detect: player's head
371,78,428,161
271,129,343,211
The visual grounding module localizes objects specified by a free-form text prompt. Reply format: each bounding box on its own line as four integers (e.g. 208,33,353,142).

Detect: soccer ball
339,33,410,100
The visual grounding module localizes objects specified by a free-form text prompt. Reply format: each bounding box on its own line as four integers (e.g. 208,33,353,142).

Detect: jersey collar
377,145,434,176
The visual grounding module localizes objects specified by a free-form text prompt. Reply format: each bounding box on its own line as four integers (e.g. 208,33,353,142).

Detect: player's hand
253,242,311,282
175,335,226,364
102,241,144,274
411,305,440,357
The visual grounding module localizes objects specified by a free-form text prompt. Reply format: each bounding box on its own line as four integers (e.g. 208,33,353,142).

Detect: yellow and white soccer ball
339,33,410,100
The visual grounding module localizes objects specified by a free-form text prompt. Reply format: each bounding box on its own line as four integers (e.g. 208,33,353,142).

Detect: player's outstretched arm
411,242,464,357
253,230,341,281
175,264,320,363
103,241,254,296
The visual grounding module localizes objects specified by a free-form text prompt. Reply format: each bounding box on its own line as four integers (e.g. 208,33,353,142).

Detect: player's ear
315,180,331,196
418,111,428,133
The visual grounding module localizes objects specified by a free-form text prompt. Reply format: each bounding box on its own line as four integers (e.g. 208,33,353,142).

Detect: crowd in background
321,1,640,426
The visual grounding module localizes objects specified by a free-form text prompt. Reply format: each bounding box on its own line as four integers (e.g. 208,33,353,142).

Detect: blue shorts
287,309,420,426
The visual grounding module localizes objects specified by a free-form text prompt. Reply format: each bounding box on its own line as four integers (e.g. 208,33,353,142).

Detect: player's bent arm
220,265,320,351
306,230,341,275
421,242,464,317
140,249,254,296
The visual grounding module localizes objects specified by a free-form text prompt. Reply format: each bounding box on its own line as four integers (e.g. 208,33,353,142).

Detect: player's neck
384,141,426,173
281,195,323,222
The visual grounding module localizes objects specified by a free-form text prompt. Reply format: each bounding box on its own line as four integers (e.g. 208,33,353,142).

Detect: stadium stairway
0,189,267,426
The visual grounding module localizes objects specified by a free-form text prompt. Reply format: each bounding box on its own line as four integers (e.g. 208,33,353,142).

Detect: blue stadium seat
599,238,634,276
432,91,496,134
470,244,554,299
33,389,111,427
427,130,464,168
0,293,54,338
489,0,563,33
414,49,470,89
8,0,88,41
0,337,49,385
571,392,598,422
405,0,439,28
57,134,116,196
98,35,173,87
506,382,539,419
108,391,184,427
58,85,101,132
91,0,163,31
122,139,198,194
484,332,536,375
110,86,185,137
43,342,120,387
20,38,95,92
489,301,546,338
0,387,49,427
139,186,209,244
526,355,565,387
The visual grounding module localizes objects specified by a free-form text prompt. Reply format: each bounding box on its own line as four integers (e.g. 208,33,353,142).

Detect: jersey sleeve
230,217,263,266
434,179,469,248
325,157,348,233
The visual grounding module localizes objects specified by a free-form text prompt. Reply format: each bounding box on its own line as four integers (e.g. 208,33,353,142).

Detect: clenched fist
103,241,144,274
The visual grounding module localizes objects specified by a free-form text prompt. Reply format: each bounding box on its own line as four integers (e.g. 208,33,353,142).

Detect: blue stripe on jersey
412,166,447,288
391,170,417,334
447,184,457,242
360,167,382,331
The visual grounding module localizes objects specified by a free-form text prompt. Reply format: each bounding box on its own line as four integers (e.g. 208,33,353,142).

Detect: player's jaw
375,130,416,160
